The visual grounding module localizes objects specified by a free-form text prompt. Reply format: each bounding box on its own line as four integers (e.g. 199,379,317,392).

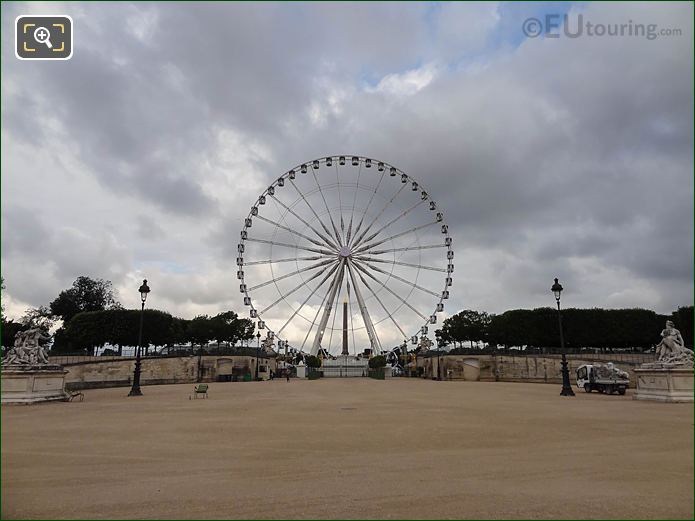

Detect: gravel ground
2,379,693,519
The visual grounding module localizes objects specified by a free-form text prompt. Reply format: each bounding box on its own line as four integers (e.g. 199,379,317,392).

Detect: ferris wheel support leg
310,260,345,356
346,260,382,355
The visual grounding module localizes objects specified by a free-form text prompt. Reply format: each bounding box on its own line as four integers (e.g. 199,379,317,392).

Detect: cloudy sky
2,2,693,343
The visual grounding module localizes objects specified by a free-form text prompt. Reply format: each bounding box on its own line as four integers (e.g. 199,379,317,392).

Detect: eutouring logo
522,14,682,41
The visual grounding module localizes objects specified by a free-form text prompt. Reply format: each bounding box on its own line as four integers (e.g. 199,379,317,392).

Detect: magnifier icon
33,26,53,49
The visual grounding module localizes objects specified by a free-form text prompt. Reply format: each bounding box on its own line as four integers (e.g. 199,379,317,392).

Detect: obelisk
342,298,349,355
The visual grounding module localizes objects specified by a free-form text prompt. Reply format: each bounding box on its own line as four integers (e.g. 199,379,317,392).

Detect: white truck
576,363,629,395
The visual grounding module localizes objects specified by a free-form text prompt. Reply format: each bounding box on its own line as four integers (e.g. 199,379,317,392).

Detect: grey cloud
136,214,166,241
1,206,132,306
1,1,692,325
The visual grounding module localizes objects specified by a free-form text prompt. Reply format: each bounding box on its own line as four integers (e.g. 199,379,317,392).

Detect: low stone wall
59,354,653,390
63,355,277,391
423,354,654,387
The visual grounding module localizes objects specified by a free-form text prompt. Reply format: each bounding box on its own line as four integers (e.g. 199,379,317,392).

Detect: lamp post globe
128,279,150,397
552,277,575,397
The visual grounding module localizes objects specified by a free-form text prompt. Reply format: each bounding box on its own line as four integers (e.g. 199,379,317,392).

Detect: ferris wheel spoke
334,163,345,243
351,183,408,248
345,260,382,353
247,258,337,292
310,170,344,247
360,244,446,256
345,161,363,245
353,221,439,255
347,281,356,356
355,256,447,274
357,259,442,297
326,279,343,353
310,260,346,354
300,269,336,352
277,262,341,336
244,255,325,266
357,199,427,247
289,178,341,249
258,262,336,315
269,194,339,250
254,214,330,249
350,260,408,339
352,260,429,322
245,238,334,256
351,169,386,243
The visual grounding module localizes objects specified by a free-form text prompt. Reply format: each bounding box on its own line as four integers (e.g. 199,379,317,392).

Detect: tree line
436,306,694,351
53,308,255,355
1,276,254,355
2,276,692,355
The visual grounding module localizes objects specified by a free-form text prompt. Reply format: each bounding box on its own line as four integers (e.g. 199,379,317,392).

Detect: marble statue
261,337,275,354
655,321,693,367
418,336,433,352
595,362,629,380
634,320,694,402
2,328,51,366
1,328,70,404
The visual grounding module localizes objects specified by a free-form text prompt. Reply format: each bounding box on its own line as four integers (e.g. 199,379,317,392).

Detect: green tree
1,320,27,351
486,307,665,351
51,308,179,355
21,305,56,331
52,311,108,354
186,315,214,349
440,310,491,348
672,306,693,348
209,311,255,347
49,276,120,323
1,276,5,320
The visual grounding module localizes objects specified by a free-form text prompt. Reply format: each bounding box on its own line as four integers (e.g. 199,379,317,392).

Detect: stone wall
59,353,652,390
422,353,653,387
63,355,277,390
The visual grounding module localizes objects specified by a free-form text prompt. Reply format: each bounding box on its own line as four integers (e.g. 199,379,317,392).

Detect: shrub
369,355,386,369
305,355,322,368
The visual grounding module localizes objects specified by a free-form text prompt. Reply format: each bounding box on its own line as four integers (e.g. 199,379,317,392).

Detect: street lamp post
128,279,150,397
552,277,575,397
197,342,203,382
256,331,261,380
436,338,442,381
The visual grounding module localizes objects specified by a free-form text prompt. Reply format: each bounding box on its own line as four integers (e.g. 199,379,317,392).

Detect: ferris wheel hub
338,245,352,258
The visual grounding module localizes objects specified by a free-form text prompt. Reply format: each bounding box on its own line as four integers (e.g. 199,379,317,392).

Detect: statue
635,320,694,402
655,320,693,367
418,336,433,352
2,328,51,366
261,337,275,354
595,362,629,380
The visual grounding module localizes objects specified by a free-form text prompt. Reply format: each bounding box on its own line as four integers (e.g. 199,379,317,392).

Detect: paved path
2,379,693,519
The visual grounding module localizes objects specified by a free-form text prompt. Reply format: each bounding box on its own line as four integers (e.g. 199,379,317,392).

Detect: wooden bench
190,384,208,399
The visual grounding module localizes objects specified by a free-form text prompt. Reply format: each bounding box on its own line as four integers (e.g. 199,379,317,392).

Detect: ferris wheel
237,156,453,356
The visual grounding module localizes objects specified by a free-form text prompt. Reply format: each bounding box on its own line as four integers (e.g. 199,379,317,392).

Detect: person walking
286,370,290,382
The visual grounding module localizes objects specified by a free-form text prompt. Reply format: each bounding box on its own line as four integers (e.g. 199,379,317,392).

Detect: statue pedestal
634,364,694,403
1,365,69,405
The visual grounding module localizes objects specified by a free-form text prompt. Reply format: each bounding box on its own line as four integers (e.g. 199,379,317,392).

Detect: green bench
190,383,209,399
